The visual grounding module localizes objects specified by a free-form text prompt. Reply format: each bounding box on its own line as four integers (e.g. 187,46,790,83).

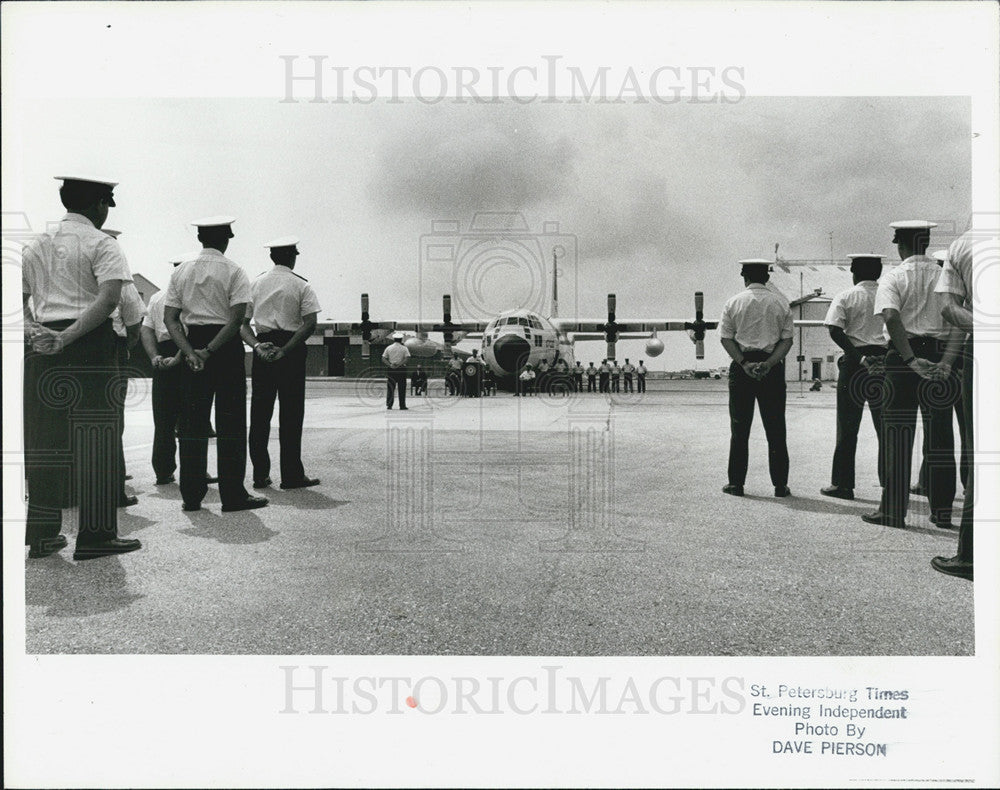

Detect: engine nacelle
645,337,665,357
403,337,439,358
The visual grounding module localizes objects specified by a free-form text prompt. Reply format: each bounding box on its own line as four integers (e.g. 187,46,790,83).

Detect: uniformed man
863,221,961,529
104,229,146,508
636,360,648,393
382,333,410,409
598,359,611,393
610,360,621,393
141,253,219,486
481,363,496,396
573,361,585,392
446,353,463,396
22,175,141,560
164,216,267,513
240,236,321,490
412,364,428,396
517,363,536,396
820,254,888,500
911,248,968,496
622,358,635,393
719,258,794,497
537,359,551,395
586,362,598,392
931,230,978,580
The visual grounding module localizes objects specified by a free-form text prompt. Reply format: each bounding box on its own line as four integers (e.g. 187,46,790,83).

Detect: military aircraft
323,255,719,384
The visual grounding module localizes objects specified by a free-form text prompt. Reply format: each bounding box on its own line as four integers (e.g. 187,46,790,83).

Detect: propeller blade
695,339,705,359
607,293,616,318
361,293,369,318
443,294,452,323
695,291,704,321
606,341,616,361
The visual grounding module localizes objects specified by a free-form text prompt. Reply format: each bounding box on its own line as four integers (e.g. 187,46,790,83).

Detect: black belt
853,345,887,356
740,349,777,362
41,318,112,330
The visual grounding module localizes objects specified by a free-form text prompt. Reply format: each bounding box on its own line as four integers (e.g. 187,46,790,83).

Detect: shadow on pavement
179,509,279,544
118,512,158,537
26,554,144,617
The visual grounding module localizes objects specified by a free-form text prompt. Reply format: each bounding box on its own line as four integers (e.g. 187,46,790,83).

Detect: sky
4,95,971,369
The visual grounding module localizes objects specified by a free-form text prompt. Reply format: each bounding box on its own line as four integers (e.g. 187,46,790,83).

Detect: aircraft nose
493,334,531,373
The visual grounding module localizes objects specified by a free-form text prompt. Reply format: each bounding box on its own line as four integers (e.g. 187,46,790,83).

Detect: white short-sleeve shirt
21,213,133,322
935,232,978,309
719,283,794,353
164,248,251,325
823,281,886,347
111,282,147,337
142,289,172,343
873,255,949,339
247,265,321,332
382,342,411,368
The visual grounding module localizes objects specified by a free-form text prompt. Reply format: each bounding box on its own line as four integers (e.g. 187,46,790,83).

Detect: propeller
602,293,620,360
684,291,708,359
433,294,459,350
357,293,375,359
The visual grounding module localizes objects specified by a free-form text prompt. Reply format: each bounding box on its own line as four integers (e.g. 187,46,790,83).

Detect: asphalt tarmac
24,378,972,655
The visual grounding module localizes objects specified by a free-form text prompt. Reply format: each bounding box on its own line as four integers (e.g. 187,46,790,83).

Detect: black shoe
118,495,139,508
820,485,854,500
155,475,176,485
722,484,744,497
910,484,925,496
253,477,272,489
73,538,142,561
280,477,320,490
205,475,219,484
774,486,791,498
28,534,68,559
929,514,956,530
182,501,201,512
931,555,973,581
221,496,269,513
399,406,409,410
124,474,133,481
861,511,906,529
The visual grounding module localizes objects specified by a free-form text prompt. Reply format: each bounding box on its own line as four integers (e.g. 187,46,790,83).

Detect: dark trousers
611,374,620,392
623,373,633,393
114,336,130,498
249,330,307,485
574,374,584,392
877,338,957,523
637,374,646,393
386,368,408,408
727,355,789,487
957,339,973,562
24,320,119,548
830,347,886,489
151,339,183,480
587,374,596,392
916,385,968,491
599,373,609,393
178,326,249,507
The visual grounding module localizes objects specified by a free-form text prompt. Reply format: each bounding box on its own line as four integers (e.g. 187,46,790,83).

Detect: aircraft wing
554,319,716,333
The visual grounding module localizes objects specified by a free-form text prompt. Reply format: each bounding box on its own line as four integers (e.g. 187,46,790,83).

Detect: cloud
368,105,578,217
